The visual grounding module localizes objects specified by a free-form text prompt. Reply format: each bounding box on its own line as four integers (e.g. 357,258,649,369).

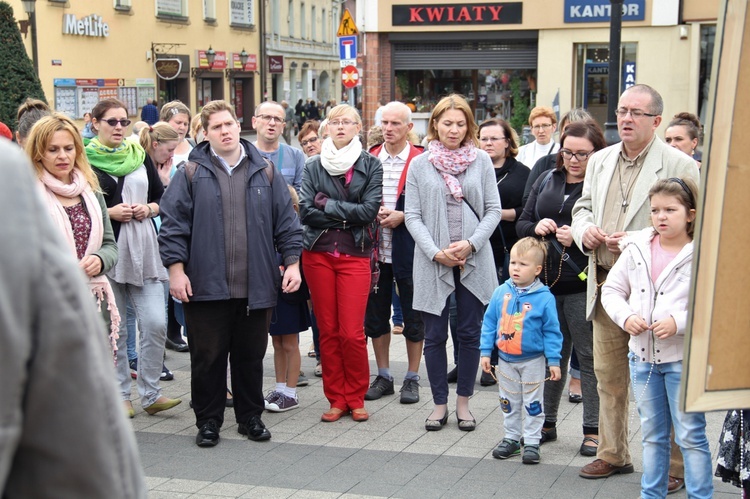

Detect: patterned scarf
38,168,121,357
427,140,477,200
85,137,146,177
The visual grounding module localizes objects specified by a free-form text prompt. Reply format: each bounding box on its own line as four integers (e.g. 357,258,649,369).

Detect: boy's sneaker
522,444,541,464
492,439,521,459
266,393,299,412
264,390,281,409
129,358,138,379
297,372,309,387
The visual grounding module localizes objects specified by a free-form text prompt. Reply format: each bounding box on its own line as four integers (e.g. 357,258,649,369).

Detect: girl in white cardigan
601,177,712,499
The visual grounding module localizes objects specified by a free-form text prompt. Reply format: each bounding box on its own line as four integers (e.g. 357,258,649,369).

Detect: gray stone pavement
133,328,737,498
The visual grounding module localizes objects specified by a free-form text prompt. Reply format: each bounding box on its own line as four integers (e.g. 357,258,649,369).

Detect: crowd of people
2,83,747,499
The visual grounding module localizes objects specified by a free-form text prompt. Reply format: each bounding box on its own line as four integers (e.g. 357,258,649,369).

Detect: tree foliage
0,1,46,132
509,77,530,138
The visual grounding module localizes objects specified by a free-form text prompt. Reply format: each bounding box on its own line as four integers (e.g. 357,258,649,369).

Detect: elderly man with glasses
252,101,306,194
571,85,699,488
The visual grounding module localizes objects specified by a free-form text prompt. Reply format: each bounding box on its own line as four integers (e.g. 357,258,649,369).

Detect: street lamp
605,0,624,145
239,48,249,67
191,46,217,79
22,0,38,76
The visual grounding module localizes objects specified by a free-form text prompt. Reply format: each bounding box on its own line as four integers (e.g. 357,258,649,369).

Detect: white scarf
320,136,362,176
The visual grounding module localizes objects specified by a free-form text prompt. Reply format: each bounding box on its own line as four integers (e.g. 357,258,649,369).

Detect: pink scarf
38,169,121,358
427,140,478,200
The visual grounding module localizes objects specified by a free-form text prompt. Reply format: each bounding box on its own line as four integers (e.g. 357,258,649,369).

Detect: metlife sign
564,0,645,23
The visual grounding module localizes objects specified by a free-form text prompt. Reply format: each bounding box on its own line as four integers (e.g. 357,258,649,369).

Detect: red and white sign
341,65,359,89
196,50,227,69
231,52,258,71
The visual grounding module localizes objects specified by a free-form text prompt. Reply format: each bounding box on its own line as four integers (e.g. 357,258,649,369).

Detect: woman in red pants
300,104,382,422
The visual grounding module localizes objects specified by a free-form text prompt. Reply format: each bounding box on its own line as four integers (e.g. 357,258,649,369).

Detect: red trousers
302,250,370,411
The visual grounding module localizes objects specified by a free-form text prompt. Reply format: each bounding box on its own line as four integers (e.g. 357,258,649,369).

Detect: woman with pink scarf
404,94,501,432
25,113,120,357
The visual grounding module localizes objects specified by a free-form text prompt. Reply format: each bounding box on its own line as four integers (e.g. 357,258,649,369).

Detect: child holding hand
481,237,563,464
601,178,712,499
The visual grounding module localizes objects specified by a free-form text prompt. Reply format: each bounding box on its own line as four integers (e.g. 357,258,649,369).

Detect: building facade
359,0,719,136
263,0,341,109
11,0,262,129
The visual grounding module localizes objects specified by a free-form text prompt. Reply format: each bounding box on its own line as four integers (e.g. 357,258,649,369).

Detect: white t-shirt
517,140,560,168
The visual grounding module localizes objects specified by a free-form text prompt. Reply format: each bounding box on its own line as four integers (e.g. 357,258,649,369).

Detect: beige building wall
538,25,696,134
10,0,261,122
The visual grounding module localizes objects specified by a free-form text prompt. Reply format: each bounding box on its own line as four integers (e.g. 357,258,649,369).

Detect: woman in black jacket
516,120,606,456
299,104,382,423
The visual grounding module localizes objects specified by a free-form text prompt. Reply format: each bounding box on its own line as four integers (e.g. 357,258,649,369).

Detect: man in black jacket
159,100,303,448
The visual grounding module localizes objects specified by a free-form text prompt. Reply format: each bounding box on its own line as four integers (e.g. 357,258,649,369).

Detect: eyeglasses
560,149,594,161
531,123,554,131
102,118,131,127
479,136,507,143
300,136,319,147
256,114,284,124
615,108,658,118
328,120,356,127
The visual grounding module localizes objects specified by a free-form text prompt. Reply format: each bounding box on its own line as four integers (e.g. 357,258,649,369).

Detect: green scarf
85,137,146,177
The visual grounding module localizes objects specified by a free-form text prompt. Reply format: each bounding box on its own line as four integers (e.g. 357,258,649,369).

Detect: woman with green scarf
86,98,181,419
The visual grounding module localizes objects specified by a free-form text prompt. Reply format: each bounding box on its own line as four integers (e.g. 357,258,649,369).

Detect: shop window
272,0,280,35
698,25,716,125
114,0,131,11
229,0,254,27
321,8,327,42
311,6,316,40
394,69,536,126
156,0,188,20
288,0,295,37
203,0,216,22
574,42,637,126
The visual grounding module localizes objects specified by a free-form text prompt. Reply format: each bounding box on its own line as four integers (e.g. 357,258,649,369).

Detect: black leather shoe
166,337,189,352
480,367,497,386
238,415,272,441
447,366,458,383
196,420,220,447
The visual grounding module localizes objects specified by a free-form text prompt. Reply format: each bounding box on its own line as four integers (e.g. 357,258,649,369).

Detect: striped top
377,144,410,263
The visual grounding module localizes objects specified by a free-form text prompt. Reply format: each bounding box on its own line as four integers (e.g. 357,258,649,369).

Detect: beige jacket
0,141,146,498
571,137,699,320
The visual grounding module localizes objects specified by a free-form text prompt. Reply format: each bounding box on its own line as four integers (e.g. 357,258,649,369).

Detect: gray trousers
498,356,546,445
543,292,599,433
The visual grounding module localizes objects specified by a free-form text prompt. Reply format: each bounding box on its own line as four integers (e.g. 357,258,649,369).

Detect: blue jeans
630,354,713,499
126,302,137,362
391,281,403,326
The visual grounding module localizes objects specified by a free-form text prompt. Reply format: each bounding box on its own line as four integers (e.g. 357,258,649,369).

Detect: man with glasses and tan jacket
571,85,698,490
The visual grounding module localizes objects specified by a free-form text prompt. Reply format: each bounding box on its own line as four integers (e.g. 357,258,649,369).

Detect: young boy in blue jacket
480,237,563,464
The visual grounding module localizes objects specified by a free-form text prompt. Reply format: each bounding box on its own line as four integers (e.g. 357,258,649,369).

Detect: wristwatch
147,205,156,218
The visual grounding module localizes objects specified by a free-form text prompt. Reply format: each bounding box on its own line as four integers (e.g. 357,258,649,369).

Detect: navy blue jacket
158,139,302,309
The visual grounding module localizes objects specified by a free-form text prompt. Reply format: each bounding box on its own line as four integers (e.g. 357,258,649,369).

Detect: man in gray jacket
0,139,145,498
571,84,699,485
159,100,303,448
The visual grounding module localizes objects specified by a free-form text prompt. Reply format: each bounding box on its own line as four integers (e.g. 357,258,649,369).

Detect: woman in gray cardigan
404,94,502,432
